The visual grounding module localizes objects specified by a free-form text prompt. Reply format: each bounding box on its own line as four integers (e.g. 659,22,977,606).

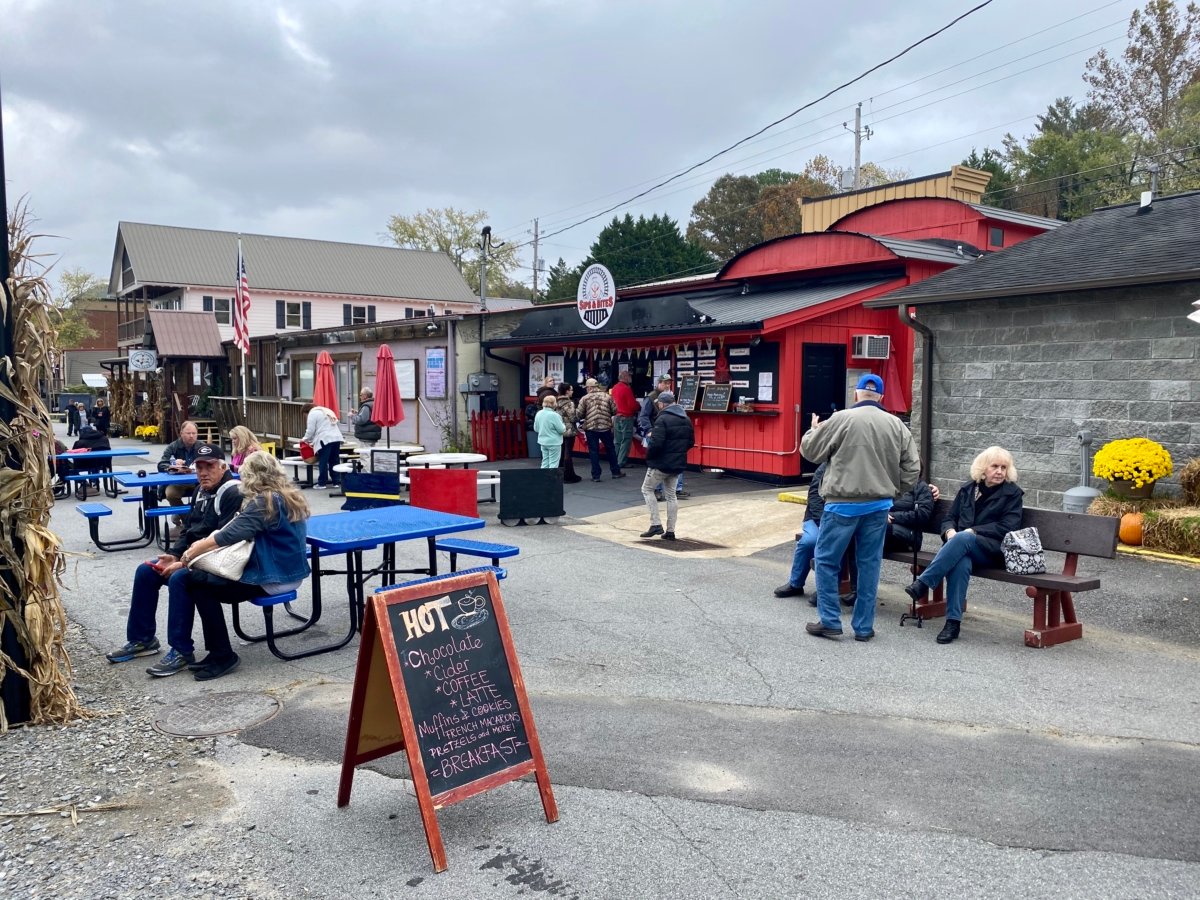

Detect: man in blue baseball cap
799,372,920,642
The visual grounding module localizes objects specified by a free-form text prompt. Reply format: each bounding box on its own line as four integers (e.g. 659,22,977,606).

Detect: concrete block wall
911,282,1200,509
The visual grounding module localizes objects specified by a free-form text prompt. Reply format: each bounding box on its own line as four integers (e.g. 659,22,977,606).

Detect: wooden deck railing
209,396,311,453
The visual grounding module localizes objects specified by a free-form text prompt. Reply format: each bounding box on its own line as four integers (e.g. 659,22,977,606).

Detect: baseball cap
657,391,676,404
855,374,884,393
585,378,599,387
193,443,225,462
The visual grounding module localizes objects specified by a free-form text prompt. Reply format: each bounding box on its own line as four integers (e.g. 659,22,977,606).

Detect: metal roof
872,190,1200,306
113,222,478,303
690,276,899,325
968,204,1065,229
873,235,981,265
147,310,226,358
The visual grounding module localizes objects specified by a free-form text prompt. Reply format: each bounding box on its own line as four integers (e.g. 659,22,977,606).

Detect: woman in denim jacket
181,452,310,679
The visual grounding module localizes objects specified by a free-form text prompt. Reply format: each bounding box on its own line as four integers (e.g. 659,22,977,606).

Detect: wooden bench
434,538,519,572
887,499,1119,648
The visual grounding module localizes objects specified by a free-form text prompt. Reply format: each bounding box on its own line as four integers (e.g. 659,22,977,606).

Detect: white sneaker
312,484,328,490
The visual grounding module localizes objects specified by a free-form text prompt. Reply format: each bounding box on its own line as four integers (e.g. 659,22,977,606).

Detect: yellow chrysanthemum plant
1092,438,1173,489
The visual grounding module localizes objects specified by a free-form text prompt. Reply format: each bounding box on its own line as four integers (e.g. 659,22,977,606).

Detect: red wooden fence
470,409,528,461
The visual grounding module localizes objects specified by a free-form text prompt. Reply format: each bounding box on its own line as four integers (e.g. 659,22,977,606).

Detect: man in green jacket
799,374,920,642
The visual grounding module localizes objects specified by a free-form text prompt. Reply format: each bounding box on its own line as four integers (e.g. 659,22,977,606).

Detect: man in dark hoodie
639,391,694,541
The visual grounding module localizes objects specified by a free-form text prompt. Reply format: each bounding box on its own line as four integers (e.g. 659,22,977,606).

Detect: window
286,302,302,328
343,304,376,325
405,308,414,319
204,296,231,325
989,226,1004,248
294,359,315,400
276,300,312,330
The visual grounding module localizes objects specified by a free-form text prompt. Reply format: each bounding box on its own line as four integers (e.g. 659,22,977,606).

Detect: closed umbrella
371,343,405,447
882,352,909,414
313,350,340,418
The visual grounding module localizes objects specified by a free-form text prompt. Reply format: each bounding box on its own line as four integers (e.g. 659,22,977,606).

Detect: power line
525,0,998,248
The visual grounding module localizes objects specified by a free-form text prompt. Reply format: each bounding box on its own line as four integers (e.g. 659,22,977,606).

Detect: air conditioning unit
275,359,290,377
851,334,891,359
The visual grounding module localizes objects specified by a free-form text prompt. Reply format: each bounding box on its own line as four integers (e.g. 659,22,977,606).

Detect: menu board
700,383,733,412
386,580,532,797
677,375,699,411
340,570,557,873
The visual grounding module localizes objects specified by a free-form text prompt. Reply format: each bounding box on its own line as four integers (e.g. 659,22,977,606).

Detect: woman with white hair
903,446,1023,645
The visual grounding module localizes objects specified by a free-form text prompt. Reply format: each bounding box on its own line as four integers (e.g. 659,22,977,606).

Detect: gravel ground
0,623,281,900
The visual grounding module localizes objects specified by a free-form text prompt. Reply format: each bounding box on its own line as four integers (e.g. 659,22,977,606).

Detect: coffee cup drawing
451,592,489,630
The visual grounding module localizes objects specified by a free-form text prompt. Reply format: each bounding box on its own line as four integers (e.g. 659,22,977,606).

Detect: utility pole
479,226,491,374
843,102,874,190
531,218,540,300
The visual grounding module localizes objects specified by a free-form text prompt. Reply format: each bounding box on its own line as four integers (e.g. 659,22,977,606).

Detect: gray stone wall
911,281,1200,509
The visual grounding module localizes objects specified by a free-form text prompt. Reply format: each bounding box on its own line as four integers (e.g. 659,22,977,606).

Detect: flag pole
237,238,248,418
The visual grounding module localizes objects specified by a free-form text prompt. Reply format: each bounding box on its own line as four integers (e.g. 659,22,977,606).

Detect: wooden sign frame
700,383,733,412
338,570,558,872
677,375,699,411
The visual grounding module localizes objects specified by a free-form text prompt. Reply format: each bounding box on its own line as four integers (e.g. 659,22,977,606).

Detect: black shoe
612,472,627,479
661,531,676,541
904,580,929,602
936,620,961,644
592,477,602,483
194,653,240,680
839,591,857,608
854,630,876,642
773,583,805,598
565,476,583,483
640,525,664,538
805,622,844,639
675,490,691,499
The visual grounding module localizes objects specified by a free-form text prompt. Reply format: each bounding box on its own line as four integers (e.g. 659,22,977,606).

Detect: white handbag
189,534,254,580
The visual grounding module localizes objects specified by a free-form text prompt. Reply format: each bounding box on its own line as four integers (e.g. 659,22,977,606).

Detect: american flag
234,242,252,355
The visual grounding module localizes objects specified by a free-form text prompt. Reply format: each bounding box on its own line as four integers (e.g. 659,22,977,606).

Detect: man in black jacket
105,444,242,676
639,391,694,541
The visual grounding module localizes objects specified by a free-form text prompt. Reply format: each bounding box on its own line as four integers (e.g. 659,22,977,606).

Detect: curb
778,491,808,505
1116,544,1200,567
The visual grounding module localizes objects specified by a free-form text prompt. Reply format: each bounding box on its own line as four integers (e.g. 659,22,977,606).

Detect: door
800,343,846,475
334,359,360,423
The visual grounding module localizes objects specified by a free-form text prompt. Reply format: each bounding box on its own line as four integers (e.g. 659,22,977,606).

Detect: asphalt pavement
43,430,1200,898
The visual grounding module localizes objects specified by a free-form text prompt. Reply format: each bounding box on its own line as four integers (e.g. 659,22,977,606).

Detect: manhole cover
154,691,282,737
639,538,726,552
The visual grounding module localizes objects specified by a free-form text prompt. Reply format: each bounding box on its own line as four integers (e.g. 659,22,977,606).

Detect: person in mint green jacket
534,395,566,469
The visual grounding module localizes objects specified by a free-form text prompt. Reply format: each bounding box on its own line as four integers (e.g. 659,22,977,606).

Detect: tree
759,175,834,239
754,168,802,187
384,207,520,296
686,174,764,260
541,257,580,304
1002,98,1133,220
1084,0,1200,143
586,214,715,288
53,267,100,350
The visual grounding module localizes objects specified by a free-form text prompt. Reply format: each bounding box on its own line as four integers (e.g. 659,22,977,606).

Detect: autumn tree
384,207,520,296
686,174,764,260
53,268,100,350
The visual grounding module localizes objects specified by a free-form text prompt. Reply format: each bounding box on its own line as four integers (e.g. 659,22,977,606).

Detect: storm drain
639,537,727,552
153,691,282,738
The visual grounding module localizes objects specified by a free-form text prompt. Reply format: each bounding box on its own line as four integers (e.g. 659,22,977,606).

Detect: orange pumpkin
1119,512,1144,546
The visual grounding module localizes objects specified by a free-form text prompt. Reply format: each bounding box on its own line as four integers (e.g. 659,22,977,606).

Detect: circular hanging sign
576,264,616,331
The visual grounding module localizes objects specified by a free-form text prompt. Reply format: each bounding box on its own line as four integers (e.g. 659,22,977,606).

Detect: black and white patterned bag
1002,527,1045,575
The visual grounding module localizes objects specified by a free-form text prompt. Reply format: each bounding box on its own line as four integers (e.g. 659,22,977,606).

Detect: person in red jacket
610,369,640,468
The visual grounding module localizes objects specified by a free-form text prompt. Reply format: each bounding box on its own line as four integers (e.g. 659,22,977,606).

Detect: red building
489,171,1060,482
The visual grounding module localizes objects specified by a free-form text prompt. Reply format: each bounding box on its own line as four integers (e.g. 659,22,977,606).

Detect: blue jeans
788,519,819,589
317,440,341,487
916,531,994,621
584,429,620,479
814,510,889,636
126,563,198,655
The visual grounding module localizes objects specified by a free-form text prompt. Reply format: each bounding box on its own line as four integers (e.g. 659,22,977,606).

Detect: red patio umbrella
313,350,340,418
371,343,405,447
882,352,909,414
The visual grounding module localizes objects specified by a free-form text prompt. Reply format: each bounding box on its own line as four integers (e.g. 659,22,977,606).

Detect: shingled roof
112,222,477,303
867,190,1200,306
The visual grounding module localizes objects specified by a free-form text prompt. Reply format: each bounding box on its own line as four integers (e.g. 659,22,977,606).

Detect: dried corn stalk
0,200,89,730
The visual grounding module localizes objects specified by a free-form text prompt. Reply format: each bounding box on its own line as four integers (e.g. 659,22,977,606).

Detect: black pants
191,570,267,661
559,435,580,481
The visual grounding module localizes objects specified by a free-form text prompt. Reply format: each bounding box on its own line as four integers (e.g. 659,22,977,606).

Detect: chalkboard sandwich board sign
339,569,557,872
677,375,699,411
700,383,733,412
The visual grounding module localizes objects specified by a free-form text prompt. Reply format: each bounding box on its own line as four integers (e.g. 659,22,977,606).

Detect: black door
800,343,847,474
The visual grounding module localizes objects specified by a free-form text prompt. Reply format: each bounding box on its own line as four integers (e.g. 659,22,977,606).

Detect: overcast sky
2,0,1140,294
